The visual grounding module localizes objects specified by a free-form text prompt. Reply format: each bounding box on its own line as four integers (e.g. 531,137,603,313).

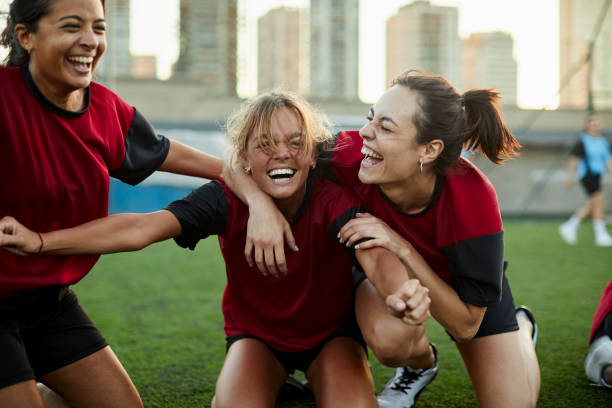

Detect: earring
419,158,424,174
244,166,251,174
311,163,316,170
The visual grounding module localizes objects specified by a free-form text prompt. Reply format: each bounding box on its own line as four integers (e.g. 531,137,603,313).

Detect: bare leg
0,381,45,408
591,192,605,221
306,337,376,408
212,338,287,408
355,280,432,367
39,346,142,408
456,328,540,408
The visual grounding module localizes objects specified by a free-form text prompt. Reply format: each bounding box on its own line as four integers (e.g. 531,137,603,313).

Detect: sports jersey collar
20,64,91,118
376,174,443,217
289,175,314,226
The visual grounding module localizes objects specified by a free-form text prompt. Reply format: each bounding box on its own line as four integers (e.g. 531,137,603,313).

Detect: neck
274,184,308,224
380,171,438,214
29,64,85,111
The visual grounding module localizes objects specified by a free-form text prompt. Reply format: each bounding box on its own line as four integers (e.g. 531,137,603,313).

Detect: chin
358,167,379,185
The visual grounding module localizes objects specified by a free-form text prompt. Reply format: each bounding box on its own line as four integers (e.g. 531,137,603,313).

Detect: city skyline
0,0,564,108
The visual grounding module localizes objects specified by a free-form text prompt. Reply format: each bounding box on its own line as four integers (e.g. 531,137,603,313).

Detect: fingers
244,239,256,270
388,280,431,325
263,247,279,277
283,224,298,253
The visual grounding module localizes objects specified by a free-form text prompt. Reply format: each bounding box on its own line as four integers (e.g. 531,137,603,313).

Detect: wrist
35,232,44,255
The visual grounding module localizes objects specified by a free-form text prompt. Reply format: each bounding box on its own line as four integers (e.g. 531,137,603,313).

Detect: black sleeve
109,108,170,185
165,181,227,250
328,205,367,267
441,231,505,307
570,139,585,158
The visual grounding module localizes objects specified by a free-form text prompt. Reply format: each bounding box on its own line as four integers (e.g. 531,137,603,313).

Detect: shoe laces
390,368,424,393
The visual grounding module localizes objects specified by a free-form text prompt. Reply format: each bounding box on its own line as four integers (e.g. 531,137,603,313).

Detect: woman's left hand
338,213,412,257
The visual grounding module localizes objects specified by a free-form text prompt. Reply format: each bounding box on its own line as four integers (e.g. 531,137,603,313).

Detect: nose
359,121,374,141
273,142,291,159
80,26,99,50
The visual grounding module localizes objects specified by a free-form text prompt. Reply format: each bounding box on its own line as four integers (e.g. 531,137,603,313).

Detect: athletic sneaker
585,335,612,388
595,232,612,247
516,305,538,348
558,222,578,245
377,344,438,408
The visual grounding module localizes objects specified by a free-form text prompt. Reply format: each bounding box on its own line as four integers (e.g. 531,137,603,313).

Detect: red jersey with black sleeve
590,280,612,344
331,130,505,307
0,65,169,298
166,178,363,352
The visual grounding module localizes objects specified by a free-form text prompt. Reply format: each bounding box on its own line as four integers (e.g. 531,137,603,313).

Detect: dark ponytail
392,70,521,174
462,89,521,164
1,0,106,67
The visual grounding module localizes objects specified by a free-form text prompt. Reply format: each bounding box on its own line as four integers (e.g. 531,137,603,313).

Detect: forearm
357,247,412,297
158,140,223,179
41,212,179,255
396,248,484,341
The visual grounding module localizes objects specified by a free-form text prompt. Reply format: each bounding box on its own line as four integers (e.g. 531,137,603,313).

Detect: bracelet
35,232,44,255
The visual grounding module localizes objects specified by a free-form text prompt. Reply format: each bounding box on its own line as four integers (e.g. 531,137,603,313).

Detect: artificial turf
75,220,611,407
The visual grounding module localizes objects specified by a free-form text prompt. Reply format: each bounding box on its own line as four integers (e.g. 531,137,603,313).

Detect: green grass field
74,220,611,407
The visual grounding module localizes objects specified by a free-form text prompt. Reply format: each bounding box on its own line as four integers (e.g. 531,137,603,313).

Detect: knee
366,324,415,367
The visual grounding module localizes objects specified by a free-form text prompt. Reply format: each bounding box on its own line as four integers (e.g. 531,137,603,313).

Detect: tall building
97,0,131,82
257,7,309,95
310,0,359,101
174,0,237,96
386,0,461,89
463,32,517,106
560,0,612,109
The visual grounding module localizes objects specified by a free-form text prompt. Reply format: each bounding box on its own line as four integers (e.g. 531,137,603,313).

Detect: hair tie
35,232,44,255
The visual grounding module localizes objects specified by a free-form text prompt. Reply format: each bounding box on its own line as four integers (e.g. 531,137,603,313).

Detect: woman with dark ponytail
227,69,540,407
0,0,222,407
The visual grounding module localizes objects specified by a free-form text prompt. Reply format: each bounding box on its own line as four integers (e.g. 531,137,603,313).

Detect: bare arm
341,213,485,342
222,148,297,276
355,246,431,325
564,156,578,188
0,212,181,256
158,139,223,180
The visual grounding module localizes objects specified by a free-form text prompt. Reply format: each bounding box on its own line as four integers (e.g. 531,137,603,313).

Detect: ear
238,151,250,173
15,24,33,54
422,139,444,164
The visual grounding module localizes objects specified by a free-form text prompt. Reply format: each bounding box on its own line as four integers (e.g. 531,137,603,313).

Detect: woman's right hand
386,279,431,325
0,216,42,256
245,198,297,277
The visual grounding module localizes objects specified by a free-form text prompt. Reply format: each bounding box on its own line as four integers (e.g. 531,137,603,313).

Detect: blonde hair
226,91,332,159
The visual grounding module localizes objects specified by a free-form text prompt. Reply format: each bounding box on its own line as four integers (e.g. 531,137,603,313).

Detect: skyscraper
97,0,131,82
463,32,517,106
560,0,612,109
386,0,461,88
310,0,359,101
257,7,309,95
174,0,237,96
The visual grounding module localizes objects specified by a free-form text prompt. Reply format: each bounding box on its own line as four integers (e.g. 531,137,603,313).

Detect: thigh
306,337,376,408
39,346,142,408
0,381,45,408
457,331,538,408
355,280,429,367
214,338,287,408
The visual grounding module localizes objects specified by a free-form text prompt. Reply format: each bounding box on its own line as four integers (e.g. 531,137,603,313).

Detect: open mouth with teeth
67,56,94,74
267,168,296,183
361,145,383,167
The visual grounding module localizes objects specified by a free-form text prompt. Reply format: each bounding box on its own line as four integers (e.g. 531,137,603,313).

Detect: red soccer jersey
167,178,362,352
0,66,169,297
332,130,505,306
591,280,612,344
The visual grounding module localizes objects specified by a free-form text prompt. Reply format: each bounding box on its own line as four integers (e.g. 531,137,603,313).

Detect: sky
0,0,561,108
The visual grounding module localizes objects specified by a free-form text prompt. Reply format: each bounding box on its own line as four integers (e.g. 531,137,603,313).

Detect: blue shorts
0,286,108,389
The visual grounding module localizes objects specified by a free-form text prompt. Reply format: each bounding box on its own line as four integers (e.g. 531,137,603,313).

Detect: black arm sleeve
570,140,585,158
110,108,170,185
441,231,505,307
165,181,228,250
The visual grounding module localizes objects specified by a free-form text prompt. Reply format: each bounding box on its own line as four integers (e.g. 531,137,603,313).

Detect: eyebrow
58,15,106,23
369,107,399,128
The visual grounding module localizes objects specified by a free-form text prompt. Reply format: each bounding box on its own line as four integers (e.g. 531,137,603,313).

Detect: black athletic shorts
581,174,602,195
0,286,108,389
226,314,366,375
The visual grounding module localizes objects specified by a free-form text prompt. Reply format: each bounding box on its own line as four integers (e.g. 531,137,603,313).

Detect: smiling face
18,0,106,105
358,85,426,187
241,106,315,216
